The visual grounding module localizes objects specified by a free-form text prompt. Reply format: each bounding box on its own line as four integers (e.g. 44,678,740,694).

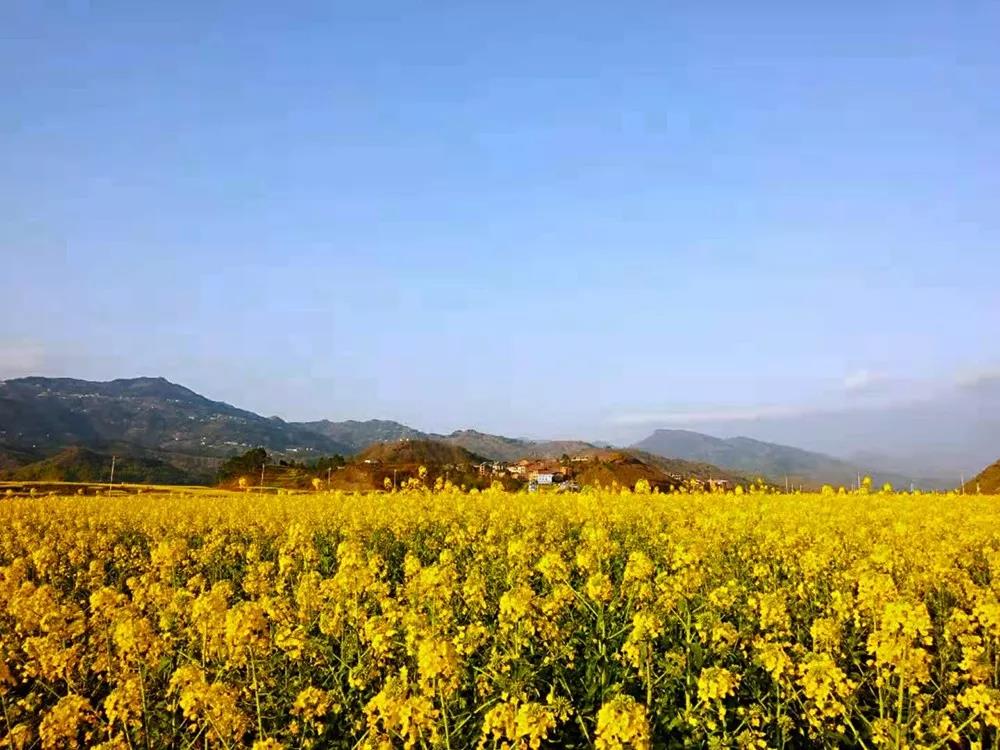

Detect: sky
2,0,999,451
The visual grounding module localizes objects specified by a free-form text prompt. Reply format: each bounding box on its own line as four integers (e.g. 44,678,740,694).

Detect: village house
477,461,508,477
508,459,530,477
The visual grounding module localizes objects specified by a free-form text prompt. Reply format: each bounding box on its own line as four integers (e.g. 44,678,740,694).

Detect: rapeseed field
1,485,998,748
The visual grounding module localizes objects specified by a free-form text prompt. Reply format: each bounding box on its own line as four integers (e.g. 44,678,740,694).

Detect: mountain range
0,376,351,455
0,376,969,489
642,375,1000,481
632,429,952,490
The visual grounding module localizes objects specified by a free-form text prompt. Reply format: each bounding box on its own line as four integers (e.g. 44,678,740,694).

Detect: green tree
219,447,269,481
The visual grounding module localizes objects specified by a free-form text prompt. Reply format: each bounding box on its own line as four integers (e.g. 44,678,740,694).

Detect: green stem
683,607,693,715
895,672,905,749
776,682,784,750
876,666,885,722
843,715,872,750
138,665,151,750
645,647,653,709
121,723,136,750
599,606,608,703
574,713,593,745
248,647,265,740
925,714,979,750
1,692,14,748
437,679,452,750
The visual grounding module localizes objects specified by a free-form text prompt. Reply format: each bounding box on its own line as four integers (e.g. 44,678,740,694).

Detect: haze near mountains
633,429,948,491
628,373,1000,482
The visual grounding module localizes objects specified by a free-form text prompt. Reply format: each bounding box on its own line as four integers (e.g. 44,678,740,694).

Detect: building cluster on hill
478,458,584,491
479,458,570,480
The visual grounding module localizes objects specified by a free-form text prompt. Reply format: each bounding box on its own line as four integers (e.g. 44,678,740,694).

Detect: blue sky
2,1,998,445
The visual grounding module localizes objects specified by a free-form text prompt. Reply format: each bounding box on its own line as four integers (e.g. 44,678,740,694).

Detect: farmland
1,486,998,748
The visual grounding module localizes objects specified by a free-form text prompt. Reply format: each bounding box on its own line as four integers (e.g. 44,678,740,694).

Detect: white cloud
955,368,1000,392
614,366,999,431
612,404,818,426
842,369,891,393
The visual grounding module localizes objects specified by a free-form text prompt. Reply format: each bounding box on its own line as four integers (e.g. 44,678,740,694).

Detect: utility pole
260,463,266,493
109,455,116,494
393,468,397,491
327,467,332,490
960,474,965,494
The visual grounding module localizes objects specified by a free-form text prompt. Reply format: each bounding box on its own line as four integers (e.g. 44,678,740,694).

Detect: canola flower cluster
1,485,999,748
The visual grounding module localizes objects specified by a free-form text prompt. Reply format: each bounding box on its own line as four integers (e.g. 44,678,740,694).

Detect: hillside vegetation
353,439,484,467
965,457,1000,494
0,445,40,471
438,430,596,462
570,451,678,491
566,450,749,491
215,440,500,492
3,446,197,485
0,376,351,457
210,441,750,494
294,419,425,453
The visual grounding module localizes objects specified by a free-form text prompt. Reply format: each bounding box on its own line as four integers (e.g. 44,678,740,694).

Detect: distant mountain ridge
633,428,950,490
0,376,353,457
432,430,597,462
295,419,426,453
0,375,950,490
0,377,607,483
292,423,599,461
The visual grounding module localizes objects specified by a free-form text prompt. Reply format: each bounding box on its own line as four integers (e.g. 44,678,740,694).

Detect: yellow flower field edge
1,486,999,749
